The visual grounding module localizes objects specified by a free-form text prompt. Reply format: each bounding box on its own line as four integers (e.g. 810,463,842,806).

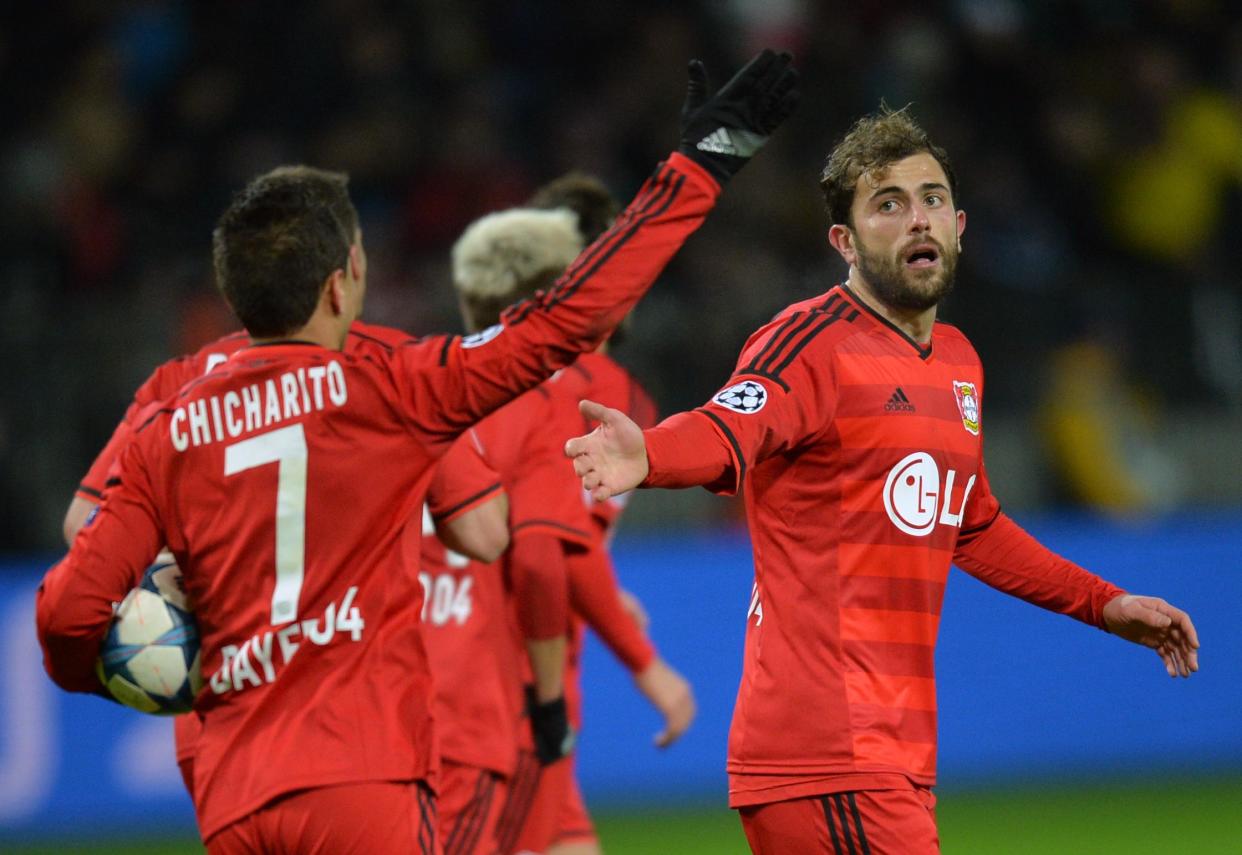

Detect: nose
908,204,930,233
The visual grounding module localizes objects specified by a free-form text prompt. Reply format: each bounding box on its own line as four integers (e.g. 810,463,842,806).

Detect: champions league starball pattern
97,558,202,715
713,379,768,414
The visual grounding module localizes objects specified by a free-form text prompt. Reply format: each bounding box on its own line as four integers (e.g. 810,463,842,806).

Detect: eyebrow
869,181,950,200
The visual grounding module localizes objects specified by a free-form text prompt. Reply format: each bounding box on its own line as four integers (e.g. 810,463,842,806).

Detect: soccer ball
96,557,202,714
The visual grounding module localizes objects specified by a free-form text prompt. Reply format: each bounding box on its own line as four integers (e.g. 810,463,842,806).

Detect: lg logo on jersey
882,452,976,536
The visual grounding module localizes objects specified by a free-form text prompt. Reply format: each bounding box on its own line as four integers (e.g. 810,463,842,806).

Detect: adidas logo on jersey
695,127,768,157
884,387,916,413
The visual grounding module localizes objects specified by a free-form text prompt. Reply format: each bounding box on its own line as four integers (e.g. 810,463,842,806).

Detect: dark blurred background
3,3,1241,850
4,0,1242,544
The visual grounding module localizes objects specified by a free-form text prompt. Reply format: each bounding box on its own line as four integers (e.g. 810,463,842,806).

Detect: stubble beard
855,238,958,313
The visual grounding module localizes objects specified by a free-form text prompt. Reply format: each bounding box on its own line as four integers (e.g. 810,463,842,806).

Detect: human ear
828,223,857,266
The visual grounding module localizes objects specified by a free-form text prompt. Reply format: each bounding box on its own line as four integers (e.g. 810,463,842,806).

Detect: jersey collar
838,284,934,361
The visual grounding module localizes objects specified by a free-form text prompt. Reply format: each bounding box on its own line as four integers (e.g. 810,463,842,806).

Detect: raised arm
403,50,800,442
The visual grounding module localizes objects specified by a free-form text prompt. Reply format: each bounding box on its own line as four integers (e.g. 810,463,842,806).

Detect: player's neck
250,311,349,351
845,271,937,345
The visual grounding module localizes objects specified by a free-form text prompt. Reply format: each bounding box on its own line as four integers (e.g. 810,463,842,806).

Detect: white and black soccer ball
96,557,202,715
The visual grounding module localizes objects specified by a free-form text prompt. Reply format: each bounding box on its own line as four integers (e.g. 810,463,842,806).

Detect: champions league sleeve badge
952,381,980,435
713,379,768,414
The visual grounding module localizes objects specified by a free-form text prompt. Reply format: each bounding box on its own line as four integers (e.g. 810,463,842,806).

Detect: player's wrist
526,687,575,764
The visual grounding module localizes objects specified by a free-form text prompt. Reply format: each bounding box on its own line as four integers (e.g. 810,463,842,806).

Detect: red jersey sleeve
388,154,720,445
77,418,134,502
567,546,655,673
644,312,839,495
953,510,1126,629
478,392,596,549
426,430,503,524
39,432,167,692
507,532,570,641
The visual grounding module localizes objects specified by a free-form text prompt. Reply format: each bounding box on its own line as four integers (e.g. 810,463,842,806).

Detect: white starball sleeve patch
461,324,504,349
713,380,768,414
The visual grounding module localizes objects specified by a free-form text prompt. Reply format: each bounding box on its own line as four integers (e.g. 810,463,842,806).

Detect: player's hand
526,686,576,764
633,658,696,748
565,400,649,502
1102,594,1200,678
619,588,650,634
678,48,800,183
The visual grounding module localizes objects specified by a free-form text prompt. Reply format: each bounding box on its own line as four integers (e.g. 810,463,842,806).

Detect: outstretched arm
566,401,740,499
955,512,1200,678
1102,594,1199,678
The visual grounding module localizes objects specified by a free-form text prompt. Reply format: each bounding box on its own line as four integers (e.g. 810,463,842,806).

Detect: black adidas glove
527,685,575,765
677,49,800,184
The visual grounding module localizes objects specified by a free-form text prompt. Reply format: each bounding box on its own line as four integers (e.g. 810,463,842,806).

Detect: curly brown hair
819,106,957,227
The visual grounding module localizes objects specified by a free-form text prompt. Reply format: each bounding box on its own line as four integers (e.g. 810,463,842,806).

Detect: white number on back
418,573,474,626
224,424,308,625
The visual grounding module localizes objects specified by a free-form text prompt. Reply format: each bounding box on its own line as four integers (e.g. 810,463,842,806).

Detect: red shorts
494,751,596,854
513,753,596,851
206,780,440,855
440,760,508,855
738,787,938,855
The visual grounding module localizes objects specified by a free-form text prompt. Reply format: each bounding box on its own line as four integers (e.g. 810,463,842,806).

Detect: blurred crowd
4,0,1242,549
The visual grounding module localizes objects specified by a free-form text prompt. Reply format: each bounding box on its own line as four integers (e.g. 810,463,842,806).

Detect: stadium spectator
565,106,1199,855
36,48,798,853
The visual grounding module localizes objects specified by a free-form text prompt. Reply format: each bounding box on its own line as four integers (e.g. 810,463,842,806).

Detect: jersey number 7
224,424,308,625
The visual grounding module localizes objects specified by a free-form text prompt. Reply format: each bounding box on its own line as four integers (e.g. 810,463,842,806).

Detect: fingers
654,697,694,748
566,435,592,462
578,398,614,424
1159,647,1177,678
1161,602,1200,651
1148,599,1200,677
683,59,709,116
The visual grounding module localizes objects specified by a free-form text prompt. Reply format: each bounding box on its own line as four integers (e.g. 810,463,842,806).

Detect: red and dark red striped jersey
75,321,422,773
76,323,423,503
641,284,1125,807
553,352,659,539
543,352,660,725
417,430,520,777
37,152,721,840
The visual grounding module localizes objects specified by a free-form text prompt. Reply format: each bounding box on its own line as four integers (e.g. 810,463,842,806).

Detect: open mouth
903,244,940,269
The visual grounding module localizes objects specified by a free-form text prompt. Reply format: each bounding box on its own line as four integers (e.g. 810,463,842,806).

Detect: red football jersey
552,353,659,537
544,353,659,726
75,322,426,769
502,353,659,854
474,389,598,555
417,429,521,777
642,284,1125,807
37,152,721,840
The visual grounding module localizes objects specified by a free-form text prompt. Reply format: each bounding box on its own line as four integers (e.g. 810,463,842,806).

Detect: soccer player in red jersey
417,430,521,855
523,174,697,855
566,107,1200,855
63,320,511,808
450,179,696,855
36,48,800,855
419,204,598,855
517,348,696,855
